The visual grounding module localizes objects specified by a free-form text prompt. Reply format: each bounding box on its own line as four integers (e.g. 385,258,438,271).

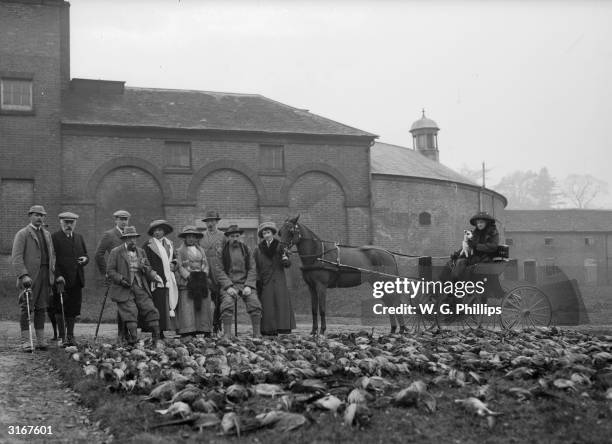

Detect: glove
120,278,131,288
169,309,176,318
227,287,238,297
154,275,164,286
21,276,32,289
243,286,251,296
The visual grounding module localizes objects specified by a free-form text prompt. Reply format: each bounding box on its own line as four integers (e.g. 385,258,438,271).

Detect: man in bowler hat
106,226,163,345
11,205,56,351
200,210,226,334
51,212,89,346
213,225,262,338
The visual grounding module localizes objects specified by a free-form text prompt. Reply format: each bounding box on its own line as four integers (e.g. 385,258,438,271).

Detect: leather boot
49,310,58,340
223,319,234,338
126,323,138,346
35,329,47,350
151,324,161,347
20,330,33,352
251,316,262,338
65,317,76,346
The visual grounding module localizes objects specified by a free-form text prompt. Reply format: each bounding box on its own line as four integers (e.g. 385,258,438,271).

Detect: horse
278,215,406,336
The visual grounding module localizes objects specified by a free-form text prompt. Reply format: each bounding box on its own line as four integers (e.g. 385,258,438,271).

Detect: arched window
419,212,431,226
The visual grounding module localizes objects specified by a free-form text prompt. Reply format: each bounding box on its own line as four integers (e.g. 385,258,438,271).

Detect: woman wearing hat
174,226,213,337
450,211,500,280
254,221,295,336
143,220,178,339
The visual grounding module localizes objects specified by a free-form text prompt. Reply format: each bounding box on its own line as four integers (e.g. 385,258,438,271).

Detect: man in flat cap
11,205,56,351
213,225,262,338
106,226,163,345
200,210,226,335
51,212,89,346
94,210,131,343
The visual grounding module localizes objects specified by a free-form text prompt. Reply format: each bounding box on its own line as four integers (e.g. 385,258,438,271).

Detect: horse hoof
310,331,317,336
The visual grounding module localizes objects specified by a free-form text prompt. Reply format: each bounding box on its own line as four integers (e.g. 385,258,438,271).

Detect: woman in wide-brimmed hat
253,221,295,336
142,220,178,338
174,225,212,337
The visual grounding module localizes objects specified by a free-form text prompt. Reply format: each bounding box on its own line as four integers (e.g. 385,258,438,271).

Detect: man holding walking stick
51,212,88,347
11,205,56,352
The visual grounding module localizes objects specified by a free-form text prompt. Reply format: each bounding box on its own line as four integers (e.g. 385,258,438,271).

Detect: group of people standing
11,205,296,351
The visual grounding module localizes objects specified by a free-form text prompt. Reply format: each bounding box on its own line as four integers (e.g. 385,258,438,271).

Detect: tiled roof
505,210,612,232
61,81,376,137
371,141,477,185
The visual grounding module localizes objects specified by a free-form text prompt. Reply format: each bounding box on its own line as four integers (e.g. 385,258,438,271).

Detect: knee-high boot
66,317,76,346
48,309,58,340
55,313,66,343
126,322,138,346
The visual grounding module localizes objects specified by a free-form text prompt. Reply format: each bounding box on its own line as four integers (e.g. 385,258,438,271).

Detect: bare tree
560,174,608,208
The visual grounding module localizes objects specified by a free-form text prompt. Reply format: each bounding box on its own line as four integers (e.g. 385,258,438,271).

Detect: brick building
505,210,612,286
1,0,507,307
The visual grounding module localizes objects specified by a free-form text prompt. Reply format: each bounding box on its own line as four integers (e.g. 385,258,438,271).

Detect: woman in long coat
175,226,213,337
143,220,178,339
254,222,295,336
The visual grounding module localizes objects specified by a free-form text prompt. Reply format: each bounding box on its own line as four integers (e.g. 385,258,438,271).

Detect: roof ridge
125,86,261,97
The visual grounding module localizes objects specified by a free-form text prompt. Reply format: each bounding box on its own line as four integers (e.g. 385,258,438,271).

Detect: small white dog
459,229,473,258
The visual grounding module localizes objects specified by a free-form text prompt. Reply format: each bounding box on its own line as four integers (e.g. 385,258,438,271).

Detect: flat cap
58,211,79,220
28,205,47,215
113,210,131,218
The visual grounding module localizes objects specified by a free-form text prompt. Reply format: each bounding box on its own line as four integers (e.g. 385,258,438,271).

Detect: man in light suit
51,212,89,347
11,205,56,351
106,226,162,346
94,209,130,343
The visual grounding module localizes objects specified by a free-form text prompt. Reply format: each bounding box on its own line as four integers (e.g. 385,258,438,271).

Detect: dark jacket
469,225,500,262
143,238,176,284
214,242,257,290
52,230,88,288
106,244,157,303
95,227,123,276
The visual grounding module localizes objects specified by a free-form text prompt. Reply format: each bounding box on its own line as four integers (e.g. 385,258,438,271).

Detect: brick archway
87,157,171,202
280,163,356,206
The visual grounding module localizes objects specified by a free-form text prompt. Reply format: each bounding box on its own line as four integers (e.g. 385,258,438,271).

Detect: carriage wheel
407,291,438,332
461,294,488,330
500,285,552,330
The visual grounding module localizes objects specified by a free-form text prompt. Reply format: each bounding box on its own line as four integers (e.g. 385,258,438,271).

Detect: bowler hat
120,226,141,238
469,211,496,226
148,219,173,236
58,211,79,220
28,205,47,215
224,225,244,237
113,210,131,218
178,225,204,238
202,210,221,222
257,221,277,238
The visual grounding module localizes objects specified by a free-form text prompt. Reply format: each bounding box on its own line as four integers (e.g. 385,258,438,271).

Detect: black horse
279,215,406,335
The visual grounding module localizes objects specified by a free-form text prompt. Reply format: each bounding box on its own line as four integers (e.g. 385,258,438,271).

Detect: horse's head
279,214,301,250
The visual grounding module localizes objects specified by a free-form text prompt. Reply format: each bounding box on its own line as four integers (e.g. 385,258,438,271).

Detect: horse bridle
280,221,301,252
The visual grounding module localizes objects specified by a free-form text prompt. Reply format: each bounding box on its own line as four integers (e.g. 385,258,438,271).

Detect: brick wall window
544,237,554,246
544,258,559,276
1,179,34,252
585,237,595,246
164,141,191,169
1,78,33,111
259,144,284,172
418,211,431,226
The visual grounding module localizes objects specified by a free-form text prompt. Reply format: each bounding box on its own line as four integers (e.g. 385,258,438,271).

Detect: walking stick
24,287,35,353
58,282,67,342
94,286,110,342
234,297,238,336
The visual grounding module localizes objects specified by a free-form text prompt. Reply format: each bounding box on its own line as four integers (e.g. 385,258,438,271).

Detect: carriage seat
491,244,510,262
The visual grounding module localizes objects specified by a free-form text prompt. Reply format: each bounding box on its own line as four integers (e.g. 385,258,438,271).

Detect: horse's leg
307,282,319,336
316,282,327,336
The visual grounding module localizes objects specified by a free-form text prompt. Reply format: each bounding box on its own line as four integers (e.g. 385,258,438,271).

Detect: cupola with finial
409,109,440,162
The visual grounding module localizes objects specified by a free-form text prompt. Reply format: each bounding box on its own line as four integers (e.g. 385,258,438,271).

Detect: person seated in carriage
449,211,500,281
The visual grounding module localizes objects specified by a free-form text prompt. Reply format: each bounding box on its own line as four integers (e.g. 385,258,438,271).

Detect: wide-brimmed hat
201,210,221,222
28,205,47,215
257,221,278,238
178,225,204,239
121,226,141,238
58,211,79,221
113,210,131,219
148,219,173,236
224,225,244,237
469,211,496,226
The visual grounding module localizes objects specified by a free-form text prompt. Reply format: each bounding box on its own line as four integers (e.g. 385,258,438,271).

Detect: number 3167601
8,425,53,435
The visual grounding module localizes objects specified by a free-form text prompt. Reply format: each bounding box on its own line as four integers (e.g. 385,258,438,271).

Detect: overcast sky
69,0,612,207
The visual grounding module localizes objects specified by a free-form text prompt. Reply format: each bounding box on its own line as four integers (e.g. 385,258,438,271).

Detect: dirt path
0,326,113,443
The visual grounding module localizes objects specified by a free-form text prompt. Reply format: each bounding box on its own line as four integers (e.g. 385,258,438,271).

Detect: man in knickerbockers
94,209,131,343
200,210,226,335
51,212,89,347
106,226,163,345
11,205,57,351
213,225,262,338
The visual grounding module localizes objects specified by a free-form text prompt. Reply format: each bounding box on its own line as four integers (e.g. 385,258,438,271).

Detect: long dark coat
468,225,500,264
52,230,88,289
143,238,178,331
254,239,295,334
